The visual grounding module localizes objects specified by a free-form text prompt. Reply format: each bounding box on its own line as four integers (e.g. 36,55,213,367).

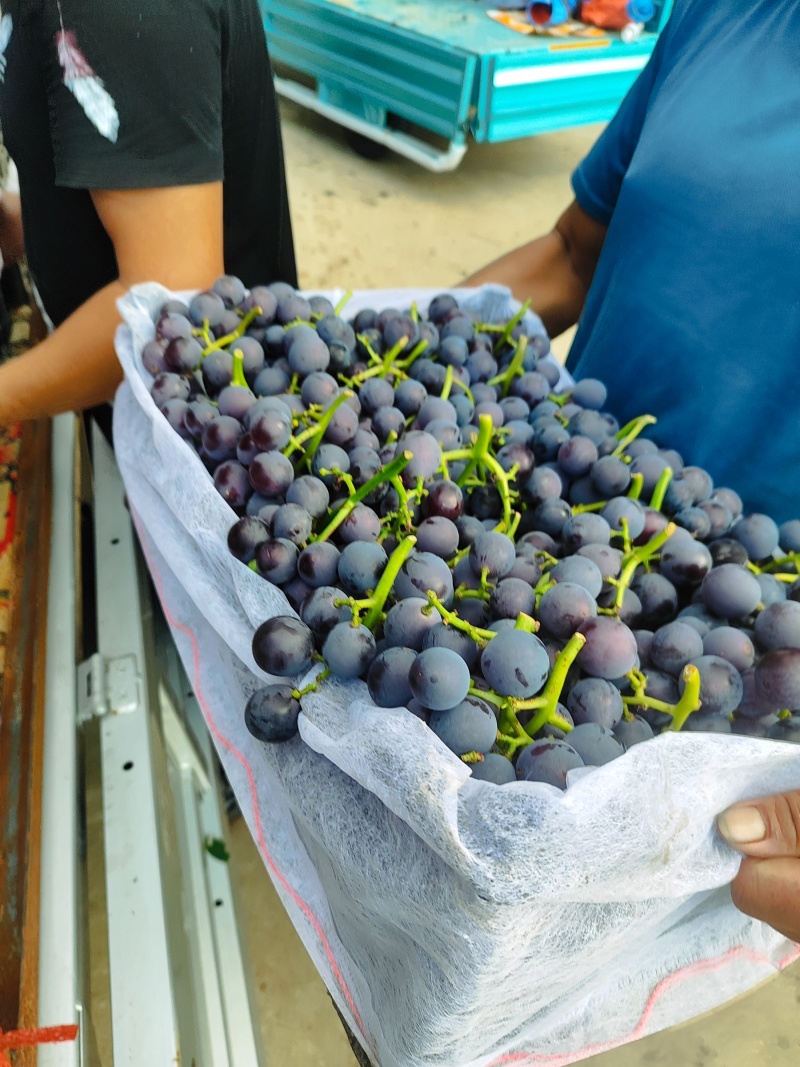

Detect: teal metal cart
262,0,673,171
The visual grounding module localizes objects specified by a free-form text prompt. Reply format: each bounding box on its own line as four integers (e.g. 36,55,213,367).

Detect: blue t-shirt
566,0,800,522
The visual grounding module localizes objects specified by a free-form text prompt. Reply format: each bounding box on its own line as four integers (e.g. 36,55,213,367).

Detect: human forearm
0,280,126,422
462,200,608,339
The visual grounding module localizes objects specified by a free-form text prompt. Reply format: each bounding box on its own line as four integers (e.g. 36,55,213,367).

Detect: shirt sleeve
571,24,672,226
44,0,224,190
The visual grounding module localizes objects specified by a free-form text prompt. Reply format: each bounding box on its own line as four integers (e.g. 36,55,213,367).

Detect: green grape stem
521,631,586,735
612,414,658,457
312,452,411,544
292,668,331,699
426,592,497,644
362,536,419,630
334,290,353,316
285,390,354,463
444,414,516,529
441,364,455,401
487,336,529,398
610,522,676,613
230,348,248,388
627,473,644,501
494,299,531,354
202,305,262,355
649,466,674,512
460,751,484,765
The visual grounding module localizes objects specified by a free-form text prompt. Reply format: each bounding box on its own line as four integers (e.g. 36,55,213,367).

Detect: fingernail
719,806,767,845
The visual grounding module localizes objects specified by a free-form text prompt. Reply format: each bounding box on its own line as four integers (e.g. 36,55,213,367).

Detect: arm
719,792,800,942
461,200,607,339
0,182,223,423
0,191,25,266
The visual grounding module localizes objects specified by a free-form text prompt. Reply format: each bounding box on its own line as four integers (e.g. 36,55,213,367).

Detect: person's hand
718,792,800,942
0,191,25,265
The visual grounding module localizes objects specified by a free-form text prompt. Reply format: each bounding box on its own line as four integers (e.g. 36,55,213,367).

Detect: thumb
718,790,800,858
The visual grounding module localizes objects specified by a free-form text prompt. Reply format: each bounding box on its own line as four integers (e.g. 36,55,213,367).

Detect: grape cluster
143,277,800,790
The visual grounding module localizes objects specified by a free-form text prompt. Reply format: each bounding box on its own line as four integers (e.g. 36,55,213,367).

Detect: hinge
77,652,141,723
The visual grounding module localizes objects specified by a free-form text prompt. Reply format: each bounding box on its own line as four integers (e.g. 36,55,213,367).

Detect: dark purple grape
286,476,330,520
571,378,607,410
674,507,712,540
212,274,246,308
735,669,780,720
631,572,678,628
566,677,624,728
286,329,330,374
421,623,480,671
613,714,654,748
395,551,454,606
708,538,749,567
576,543,622,581
142,338,168,375
731,513,780,561
469,531,516,581
659,535,712,586
202,349,234,394
754,600,800,651
301,586,351,640
679,466,714,504
537,582,597,639
700,564,761,619
531,498,571,539
490,578,536,620
709,487,743,520
480,630,550,699
682,712,732,734
160,398,190,438
189,289,226,328
755,649,800,709
416,517,460,559
649,621,704,677
203,416,242,462
578,617,638,679
470,753,516,784
156,312,194,342
271,503,313,545
680,654,743,715
590,455,631,497
254,365,291,397
255,538,299,585
551,556,603,599
367,646,417,708
311,443,350,488
249,451,295,497
217,384,256,421
252,616,315,677
249,407,293,452
430,696,497,756
183,400,216,444
697,500,733,540
151,372,191,408
601,497,645,540
297,542,340,588
244,685,301,743
561,513,611,554
277,293,312,325
409,647,471,711
383,597,439,651
515,739,584,789
228,516,270,563
779,520,800,554
756,574,787,609
427,293,459,323
214,461,252,509
702,626,755,672
565,723,624,766
337,541,387,596
322,622,376,679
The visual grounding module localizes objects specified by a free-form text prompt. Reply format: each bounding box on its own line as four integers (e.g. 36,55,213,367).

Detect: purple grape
480,630,550,699
255,538,299,585
470,753,515,784
228,516,270,563
244,685,301,743
700,564,761,620
515,739,584,789
566,677,624,728
430,695,497,756
214,461,252,509
577,617,638,679
409,647,471,711
252,616,315,677
322,622,376,679
565,723,624,766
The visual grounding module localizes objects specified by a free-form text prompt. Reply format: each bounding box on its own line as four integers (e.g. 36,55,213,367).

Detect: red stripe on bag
0,1024,79,1063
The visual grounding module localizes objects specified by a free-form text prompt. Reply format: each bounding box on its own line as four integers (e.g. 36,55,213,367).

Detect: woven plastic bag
113,283,800,1067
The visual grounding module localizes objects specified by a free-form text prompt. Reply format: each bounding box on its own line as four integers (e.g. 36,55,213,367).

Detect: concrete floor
224,99,800,1067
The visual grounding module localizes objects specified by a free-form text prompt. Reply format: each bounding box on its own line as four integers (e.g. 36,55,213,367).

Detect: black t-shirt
0,0,297,327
